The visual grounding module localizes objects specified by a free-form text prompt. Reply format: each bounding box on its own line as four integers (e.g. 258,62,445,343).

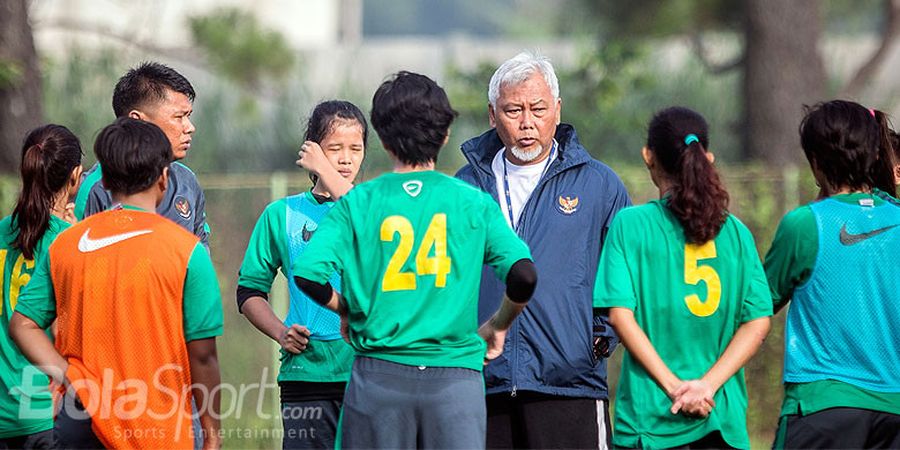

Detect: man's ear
555,97,562,125
128,110,145,120
488,104,497,129
158,166,170,193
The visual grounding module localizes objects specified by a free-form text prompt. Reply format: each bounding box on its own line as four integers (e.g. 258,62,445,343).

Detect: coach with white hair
456,51,630,449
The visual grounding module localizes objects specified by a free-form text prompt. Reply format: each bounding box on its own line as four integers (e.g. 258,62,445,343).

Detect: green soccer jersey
593,199,772,449
764,191,900,418
0,215,69,439
238,193,353,383
294,170,532,371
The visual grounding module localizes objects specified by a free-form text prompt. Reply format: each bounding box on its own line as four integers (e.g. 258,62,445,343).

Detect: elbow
294,276,333,306
505,259,537,304
8,312,31,348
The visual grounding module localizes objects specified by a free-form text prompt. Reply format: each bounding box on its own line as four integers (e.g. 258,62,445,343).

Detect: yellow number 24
380,214,451,292
684,241,721,317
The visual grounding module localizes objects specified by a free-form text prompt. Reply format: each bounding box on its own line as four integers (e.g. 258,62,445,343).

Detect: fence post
268,172,290,383
783,164,799,213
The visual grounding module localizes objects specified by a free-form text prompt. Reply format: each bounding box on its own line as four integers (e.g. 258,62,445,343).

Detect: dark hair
12,125,83,260
112,62,195,117
370,71,457,166
800,100,880,193
94,118,173,196
303,100,369,185
647,107,729,244
871,109,898,197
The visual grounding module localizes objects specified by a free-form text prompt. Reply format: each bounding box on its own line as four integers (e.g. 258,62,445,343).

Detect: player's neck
111,192,158,212
393,161,435,173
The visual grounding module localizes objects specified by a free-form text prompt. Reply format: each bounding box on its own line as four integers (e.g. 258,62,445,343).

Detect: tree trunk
0,0,43,173
742,0,826,165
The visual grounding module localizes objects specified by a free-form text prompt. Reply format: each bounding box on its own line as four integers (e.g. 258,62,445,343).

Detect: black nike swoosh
839,224,899,245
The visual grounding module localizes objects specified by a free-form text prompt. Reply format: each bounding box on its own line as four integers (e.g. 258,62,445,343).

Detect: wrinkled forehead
498,72,556,102
146,89,193,114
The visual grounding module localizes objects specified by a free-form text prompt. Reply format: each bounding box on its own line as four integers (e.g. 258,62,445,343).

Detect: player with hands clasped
594,106,772,449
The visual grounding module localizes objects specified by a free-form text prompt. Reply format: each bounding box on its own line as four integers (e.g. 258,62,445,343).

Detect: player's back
48,207,201,449
336,170,524,370
0,215,68,438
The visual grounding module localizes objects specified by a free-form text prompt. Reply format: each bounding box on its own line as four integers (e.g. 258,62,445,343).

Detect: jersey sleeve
193,187,211,252
13,254,57,329
292,197,352,284
183,243,224,341
237,202,284,293
763,206,817,310
482,197,532,281
736,221,774,322
593,211,636,310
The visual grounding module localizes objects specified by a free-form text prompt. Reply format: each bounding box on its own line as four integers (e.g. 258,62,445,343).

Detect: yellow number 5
684,241,721,317
380,214,451,292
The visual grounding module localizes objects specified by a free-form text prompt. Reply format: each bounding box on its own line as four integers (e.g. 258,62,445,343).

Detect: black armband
294,276,334,306
505,259,537,303
236,285,268,314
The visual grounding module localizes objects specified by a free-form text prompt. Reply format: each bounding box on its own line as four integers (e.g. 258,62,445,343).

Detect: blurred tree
189,8,295,91
0,0,43,173
569,0,900,165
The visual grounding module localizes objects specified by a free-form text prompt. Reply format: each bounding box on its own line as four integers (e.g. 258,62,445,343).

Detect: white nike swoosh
77,228,154,253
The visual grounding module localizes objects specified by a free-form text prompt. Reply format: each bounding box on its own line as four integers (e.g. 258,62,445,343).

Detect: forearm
489,297,527,330
313,166,353,199
9,312,68,384
188,339,222,448
240,297,287,342
609,307,681,396
702,317,770,391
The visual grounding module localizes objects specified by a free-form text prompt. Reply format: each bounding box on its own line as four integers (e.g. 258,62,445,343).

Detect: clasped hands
668,379,716,418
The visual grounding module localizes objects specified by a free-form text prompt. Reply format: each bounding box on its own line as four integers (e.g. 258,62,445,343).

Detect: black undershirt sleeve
505,259,537,303
294,276,334,306
236,285,268,314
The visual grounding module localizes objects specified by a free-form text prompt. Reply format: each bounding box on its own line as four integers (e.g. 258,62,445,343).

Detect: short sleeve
763,206,817,309
736,223,773,322
237,202,284,293
482,197,532,281
592,212,637,310
14,255,57,329
193,187,211,252
293,197,352,283
183,243,224,341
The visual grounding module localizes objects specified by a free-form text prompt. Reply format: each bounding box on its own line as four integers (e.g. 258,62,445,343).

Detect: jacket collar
460,123,591,178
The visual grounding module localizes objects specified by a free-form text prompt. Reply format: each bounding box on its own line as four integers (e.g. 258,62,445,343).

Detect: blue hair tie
684,134,700,146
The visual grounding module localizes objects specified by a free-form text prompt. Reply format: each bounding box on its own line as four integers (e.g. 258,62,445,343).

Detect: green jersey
294,171,531,371
593,200,772,449
0,215,69,439
238,193,354,382
764,192,900,417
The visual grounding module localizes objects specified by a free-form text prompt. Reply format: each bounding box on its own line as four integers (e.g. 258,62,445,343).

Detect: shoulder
611,202,664,226
778,204,816,233
454,163,477,182
171,162,202,187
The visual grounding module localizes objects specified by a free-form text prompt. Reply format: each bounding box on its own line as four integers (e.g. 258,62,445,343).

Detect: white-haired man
456,51,630,449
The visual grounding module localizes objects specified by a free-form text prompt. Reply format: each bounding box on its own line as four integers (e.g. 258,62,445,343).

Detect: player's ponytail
12,125,83,259
871,109,898,197
647,107,729,244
